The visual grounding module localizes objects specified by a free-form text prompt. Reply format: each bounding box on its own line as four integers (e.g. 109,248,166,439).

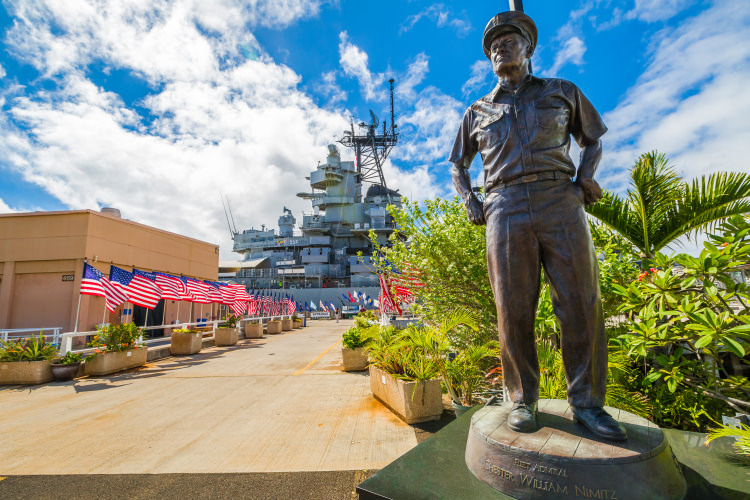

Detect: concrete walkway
0,320,418,475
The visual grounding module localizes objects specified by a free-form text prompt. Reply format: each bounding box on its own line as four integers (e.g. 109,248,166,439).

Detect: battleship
219,81,402,307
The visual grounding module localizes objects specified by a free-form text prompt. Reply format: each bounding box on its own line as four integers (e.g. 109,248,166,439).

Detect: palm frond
652,171,750,251
587,190,646,253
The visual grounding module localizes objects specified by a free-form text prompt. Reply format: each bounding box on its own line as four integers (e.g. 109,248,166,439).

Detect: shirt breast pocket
534,99,569,130
478,112,508,146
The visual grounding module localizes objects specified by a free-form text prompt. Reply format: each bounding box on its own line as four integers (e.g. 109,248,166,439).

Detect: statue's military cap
482,11,538,59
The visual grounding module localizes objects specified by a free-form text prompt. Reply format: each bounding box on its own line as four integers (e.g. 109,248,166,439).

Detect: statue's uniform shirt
449,76,609,408
449,77,607,192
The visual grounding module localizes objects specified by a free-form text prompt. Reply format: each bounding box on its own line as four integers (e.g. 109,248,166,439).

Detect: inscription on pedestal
465,400,686,500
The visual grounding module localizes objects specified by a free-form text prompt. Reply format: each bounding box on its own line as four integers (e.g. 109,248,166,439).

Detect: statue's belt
491,171,571,192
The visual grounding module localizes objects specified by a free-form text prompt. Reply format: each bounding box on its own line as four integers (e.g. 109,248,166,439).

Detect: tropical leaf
587,151,750,259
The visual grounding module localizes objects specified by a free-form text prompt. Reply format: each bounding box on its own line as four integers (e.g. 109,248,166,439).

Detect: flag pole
176,301,180,326
102,302,107,325
73,292,83,333
144,308,149,328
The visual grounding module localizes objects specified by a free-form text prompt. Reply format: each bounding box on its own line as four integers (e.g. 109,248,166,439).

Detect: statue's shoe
571,406,628,441
507,401,538,433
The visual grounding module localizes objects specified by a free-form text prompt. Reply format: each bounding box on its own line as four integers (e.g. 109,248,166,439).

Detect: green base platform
357,406,750,500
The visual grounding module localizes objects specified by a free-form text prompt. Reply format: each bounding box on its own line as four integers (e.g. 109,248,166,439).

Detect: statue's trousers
484,177,607,408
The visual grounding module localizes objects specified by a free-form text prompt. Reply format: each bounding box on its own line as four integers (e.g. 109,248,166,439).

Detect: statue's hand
576,177,603,206
465,195,486,225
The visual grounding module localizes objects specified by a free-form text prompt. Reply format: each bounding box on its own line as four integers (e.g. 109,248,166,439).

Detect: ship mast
337,79,399,203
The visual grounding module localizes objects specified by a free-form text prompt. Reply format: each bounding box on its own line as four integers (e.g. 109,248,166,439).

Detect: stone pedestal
465,399,686,500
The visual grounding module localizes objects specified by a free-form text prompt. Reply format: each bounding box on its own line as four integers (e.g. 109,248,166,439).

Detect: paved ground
0,319,454,499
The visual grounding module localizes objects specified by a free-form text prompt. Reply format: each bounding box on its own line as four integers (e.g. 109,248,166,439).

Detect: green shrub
88,323,143,353
218,314,239,328
53,352,83,365
366,326,440,382
0,333,57,361
342,326,371,349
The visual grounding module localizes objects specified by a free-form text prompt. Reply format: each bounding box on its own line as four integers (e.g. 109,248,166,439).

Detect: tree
586,151,750,260
372,196,498,345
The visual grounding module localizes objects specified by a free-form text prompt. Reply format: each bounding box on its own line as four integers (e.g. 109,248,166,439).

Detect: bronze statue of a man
450,11,626,441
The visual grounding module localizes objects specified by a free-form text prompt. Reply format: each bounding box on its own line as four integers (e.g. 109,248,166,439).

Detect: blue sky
1,0,749,258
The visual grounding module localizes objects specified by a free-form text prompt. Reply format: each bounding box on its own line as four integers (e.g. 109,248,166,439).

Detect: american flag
203,281,223,303
379,274,401,315
228,283,250,316
110,265,162,309
319,300,326,312
289,299,297,316
213,282,237,305
183,277,211,304
81,262,128,312
264,293,272,316
153,272,184,301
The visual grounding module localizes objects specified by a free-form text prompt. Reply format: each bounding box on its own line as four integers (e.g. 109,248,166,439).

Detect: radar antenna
221,194,238,239
338,79,398,202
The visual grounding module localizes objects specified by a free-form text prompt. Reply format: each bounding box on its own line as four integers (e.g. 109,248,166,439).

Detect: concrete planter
281,318,293,331
214,327,238,346
0,360,53,385
293,320,303,329
85,347,148,376
369,365,443,424
342,347,368,372
267,320,282,334
244,322,263,338
170,332,203,355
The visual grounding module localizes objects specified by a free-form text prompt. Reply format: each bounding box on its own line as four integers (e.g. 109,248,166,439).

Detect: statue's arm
452,163,485,225
575,139,603,206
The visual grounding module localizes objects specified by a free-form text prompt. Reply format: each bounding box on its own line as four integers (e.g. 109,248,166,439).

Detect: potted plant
341,325,373,371
281,316,293,331
85,323,147,376
0,333,56,385
266,318,282,334
409,311,501,418
292,314,303,329
215,314,239,346
50,351,84,381
366,325,443,424
244,320,264,338
170,328,203,355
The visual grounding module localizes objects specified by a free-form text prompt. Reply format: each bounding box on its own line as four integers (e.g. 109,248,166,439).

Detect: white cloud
314,71,347,104
0,0,349,260
396,86,464,169
626,0,696,23
461,59,493,98
600,0,750,191
545,36,586,77
0,64,5,79
400,4,471,37
537,3,592,77
0,197,20,214
338,31,386,102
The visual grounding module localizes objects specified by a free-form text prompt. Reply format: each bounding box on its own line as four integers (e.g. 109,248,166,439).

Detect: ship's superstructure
225,82,402,291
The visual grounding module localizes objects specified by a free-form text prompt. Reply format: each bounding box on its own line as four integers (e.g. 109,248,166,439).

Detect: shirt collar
489,74,539,102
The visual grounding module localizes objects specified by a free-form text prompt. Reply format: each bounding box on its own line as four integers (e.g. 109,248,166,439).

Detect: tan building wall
0,210,219,333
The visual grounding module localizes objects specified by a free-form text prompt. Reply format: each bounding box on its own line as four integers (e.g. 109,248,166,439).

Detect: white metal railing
0,327,63,347
58,315,294,354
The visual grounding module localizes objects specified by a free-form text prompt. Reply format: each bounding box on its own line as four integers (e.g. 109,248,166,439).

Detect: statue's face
490,32,530,77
